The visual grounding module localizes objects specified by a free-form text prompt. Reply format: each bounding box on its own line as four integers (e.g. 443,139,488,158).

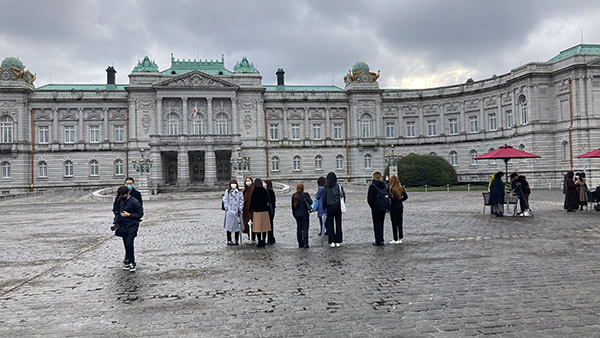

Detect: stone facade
2,45,600,193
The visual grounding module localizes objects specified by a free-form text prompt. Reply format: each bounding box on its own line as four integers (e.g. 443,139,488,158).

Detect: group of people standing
563,171,592,212
367,171,408,246
488,171,531,217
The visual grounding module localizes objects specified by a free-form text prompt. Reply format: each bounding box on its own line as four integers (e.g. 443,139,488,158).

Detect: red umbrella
474,144,541,183
576,148,600,158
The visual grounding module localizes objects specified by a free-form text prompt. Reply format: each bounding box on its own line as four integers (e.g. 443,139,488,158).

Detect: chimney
276,68,285,86
106,66,116,85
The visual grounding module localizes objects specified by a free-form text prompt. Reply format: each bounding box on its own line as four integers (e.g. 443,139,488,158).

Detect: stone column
375,100,382,138
182,97,188,135
149,147,162,193
205,148,217,185
156,98,163,135
231,97,238,135
52,108,59,143
207,97,213,134
103,108,110,142
439,105,445,136
129,99,136,140
282,107,288,139
177,149,190,186
324,107,330,139
304,107,310,139
78,108,84,142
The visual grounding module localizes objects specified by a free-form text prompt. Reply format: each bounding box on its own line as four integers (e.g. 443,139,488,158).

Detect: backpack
374,185,391,212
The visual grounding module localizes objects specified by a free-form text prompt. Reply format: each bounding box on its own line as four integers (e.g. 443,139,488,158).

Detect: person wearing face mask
112,185,144,272
222,179,244,245
242,177,255,242
249,178,271,248
112,177,143,266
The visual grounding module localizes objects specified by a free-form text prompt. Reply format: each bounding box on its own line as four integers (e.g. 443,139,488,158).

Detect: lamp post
384,144,402,176
230,147,250,181
132,148,152,189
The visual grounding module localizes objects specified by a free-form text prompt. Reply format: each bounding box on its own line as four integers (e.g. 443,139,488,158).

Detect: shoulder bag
339,185,347,213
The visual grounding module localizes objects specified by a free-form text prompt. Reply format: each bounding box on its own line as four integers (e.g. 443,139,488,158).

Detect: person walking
249,178,272,248
367,171,388,246
242,177,255,242
314,176,327,236
489,171,505,217
222,179,244,246
388,175,408,243
265,180,277,244
291,183,313,248
564,171,579,212
321,172,345,248
112,185,144,272
113,177,143,266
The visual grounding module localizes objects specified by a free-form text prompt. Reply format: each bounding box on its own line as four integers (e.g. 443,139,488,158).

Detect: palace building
2,44,600,193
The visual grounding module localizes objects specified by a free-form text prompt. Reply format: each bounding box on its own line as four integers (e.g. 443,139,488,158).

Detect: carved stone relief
330,109,345,119
309,108,324,120
111,110,126,120
383,107,398,118
243,112,253,131
86,109,103,120
502,92,513,105
402,106,418,116
423,105,438,116
60,109,77,120
288,108,303,120
465,100,479,111
267,109,282,120
484,96,498,108
141,114,152,134
35,110,52,121
446,102,459,113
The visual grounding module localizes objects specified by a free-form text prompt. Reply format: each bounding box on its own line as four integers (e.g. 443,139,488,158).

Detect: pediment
154,71,238,90
587,57,600,67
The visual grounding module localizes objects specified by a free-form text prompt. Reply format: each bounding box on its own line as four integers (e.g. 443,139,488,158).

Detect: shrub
396,154,458,186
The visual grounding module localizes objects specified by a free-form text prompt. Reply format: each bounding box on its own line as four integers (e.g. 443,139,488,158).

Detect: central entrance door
215,150,232,182
161,151,178,185
189,151,205,183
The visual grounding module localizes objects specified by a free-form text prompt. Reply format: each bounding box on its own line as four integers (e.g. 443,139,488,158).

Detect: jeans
267,212,276,243
295,215,309,247
390,209,404,240
371,211,386,244
325,205,343,244
122,227,138,265
227,231,239,242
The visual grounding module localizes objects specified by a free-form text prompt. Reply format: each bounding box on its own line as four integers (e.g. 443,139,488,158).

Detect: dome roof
352,61,370,73
1,57,24,71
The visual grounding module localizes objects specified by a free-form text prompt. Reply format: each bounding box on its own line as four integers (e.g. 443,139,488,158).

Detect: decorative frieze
465,99,479,112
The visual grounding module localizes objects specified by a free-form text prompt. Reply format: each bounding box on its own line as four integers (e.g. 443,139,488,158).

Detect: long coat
564,177,579,211
223,189,244,232
489,177,505,205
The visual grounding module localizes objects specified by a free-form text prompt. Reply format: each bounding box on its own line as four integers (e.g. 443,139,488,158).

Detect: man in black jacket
113,185,144,272
367,171,388,246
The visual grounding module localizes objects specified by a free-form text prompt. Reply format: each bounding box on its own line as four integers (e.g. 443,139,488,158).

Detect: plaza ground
0,188,599,337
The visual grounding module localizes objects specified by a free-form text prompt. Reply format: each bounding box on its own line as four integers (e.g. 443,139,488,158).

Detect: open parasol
474,144,541,183
575,148,600,158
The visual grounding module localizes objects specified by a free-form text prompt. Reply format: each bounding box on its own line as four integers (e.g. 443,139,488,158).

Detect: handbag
311,199,319,212
339,185,347,213
303,194,313,213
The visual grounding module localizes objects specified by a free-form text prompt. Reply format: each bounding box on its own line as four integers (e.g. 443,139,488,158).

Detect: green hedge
396,154,458,186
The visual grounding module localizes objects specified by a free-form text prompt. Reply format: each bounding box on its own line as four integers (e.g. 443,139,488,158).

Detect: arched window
0,116,15,143
518,95,528,125
429,152,437,157
1,161,10,178
449,151,458,166
336,155,344,169
90,160,99,176
166,113,181,135
315,155,323,170
488,148,496,164
519,144,526,162
271,156,280,172
38,161,48,178
64,160,74,177
114,159,124,176
293,155,301,171
561,141,569,161
360,113,373,138
191,113,206,135
470,150,478,165
364,154,372,169
215,113,229,135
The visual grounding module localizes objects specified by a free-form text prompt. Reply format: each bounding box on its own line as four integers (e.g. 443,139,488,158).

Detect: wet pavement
0,188,599,337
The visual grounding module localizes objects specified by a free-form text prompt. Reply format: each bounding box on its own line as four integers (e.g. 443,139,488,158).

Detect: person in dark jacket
242,177,255,242
510,172,531,215
113,185,144,272
388,175,408,243
367,171,387,246
314,176,327,236
291,183,313,248
321,172,345,248
564,171,580,212
249,178,271,247
265,180,277,244
489,171,505,217
112,177,143,265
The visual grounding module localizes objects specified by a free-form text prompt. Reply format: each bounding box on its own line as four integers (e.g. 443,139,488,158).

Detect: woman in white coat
223,179,244,245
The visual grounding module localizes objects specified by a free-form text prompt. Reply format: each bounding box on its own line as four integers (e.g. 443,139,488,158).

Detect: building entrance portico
162,151,178,185
188,151,205,183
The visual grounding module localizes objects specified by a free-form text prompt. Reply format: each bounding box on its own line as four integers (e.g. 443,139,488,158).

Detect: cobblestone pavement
1,188,599,337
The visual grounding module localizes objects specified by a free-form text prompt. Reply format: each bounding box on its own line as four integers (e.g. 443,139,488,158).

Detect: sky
2,0,600,89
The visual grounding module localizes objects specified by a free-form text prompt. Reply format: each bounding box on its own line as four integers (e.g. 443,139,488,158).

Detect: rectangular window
385,122,395,138
191,120,205,135
506,110,513,128
39,126,49,144
312,124,322,140
489,113,497,131
333,123,343,140
291,124,300,140
64,126,75,143
39,163,48,177
89,125,100,143
114,161,124,176
469,116,478,133
448,118,458,135
269,123,279,141
406,122,415,137
427,120,437,136
336,155,343,169
114,125,125,143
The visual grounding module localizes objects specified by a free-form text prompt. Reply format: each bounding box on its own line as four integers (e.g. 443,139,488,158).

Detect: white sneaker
389,240,397,244
330,243,336,248
398,239,403,244
335,243,341,247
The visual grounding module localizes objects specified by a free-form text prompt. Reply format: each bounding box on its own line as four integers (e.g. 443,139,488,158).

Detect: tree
397,154,458,186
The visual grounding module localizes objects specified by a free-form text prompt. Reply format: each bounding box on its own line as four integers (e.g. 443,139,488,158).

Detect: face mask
263,183,267,188
126,184,134,190
231,184,237,189
245,181,252,187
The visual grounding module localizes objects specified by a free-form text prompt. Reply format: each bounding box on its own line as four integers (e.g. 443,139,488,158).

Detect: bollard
447,184,450,192
425,184,428,192
468,183,471,191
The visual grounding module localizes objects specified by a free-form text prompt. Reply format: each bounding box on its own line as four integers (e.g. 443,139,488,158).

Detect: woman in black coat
564,171,580,212
489,171,505,217
249,178,272,247
265,180,277,244
291,183,313,248
321,172,345,248
388,175,408,243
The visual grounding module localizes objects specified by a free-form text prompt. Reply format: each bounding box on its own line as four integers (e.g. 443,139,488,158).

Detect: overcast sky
2,0,600,89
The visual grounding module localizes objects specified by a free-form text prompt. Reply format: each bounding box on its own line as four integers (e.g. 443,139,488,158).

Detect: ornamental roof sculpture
233,57,259,74
344,61,380,87
0,56,36,84
132,56,159,73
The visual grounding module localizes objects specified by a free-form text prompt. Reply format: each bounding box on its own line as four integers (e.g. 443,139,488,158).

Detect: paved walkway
0,189,599,337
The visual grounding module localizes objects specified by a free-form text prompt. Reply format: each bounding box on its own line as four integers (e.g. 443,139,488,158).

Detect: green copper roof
352,61,370,73
233,57,259,74
160,53,233,76
37,84,127,91
264,85,343,92
549,44,600,62
1,56,24,70
132,56,159,73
